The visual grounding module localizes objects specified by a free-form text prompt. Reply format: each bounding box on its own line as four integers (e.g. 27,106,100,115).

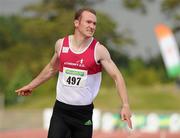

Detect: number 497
66,76,81,85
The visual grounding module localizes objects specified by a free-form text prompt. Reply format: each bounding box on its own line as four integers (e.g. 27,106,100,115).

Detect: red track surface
0,129,180,138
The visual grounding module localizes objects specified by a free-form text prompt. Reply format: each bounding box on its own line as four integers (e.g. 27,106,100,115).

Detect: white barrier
43,108,53,130
101,112,115,132
43,108,180,132
143,113,159,132
169,113,180,132
92,108,101,130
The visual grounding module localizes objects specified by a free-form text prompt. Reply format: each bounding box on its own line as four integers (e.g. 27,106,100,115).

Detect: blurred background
0,0,180,138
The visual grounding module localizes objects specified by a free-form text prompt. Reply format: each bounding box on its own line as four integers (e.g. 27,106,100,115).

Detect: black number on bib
76,78,81,85
66,76,81,86
66,76,71,84
71,77,76,85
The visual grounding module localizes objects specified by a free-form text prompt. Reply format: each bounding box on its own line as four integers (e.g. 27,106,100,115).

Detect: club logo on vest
76,59,85,67
64,58,85,67
62,47,69,53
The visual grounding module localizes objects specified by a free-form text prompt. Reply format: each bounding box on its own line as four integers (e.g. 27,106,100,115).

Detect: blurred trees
0,0,130,106
121,0,179,82
123,0,146,14
161,0,180,33
0,16,23,50
0,0,177,106
42,0,92,9
123,0,180,33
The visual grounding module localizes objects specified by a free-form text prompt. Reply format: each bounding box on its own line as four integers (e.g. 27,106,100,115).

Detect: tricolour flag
155,24,180,78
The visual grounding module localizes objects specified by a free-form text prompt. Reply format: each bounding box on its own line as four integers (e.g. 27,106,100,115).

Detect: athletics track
0,129,180,138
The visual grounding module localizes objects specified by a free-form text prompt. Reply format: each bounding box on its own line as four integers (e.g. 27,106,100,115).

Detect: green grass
8,79,56,109
128,84,180,112
94,87,121,112
8,82,180,113
94,84,180,113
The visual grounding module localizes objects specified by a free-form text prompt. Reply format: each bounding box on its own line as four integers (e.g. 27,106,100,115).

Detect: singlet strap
63,36,69,47
90,38,97,48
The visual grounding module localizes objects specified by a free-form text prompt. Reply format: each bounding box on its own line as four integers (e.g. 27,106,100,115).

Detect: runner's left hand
120,105,132,129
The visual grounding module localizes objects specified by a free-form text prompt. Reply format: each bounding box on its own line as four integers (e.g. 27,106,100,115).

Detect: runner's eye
87,20,96,25
87,20,91,24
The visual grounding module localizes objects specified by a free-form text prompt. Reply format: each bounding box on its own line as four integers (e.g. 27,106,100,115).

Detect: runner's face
75,11,97,38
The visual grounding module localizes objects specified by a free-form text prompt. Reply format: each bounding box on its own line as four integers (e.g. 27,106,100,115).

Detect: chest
60,47,95,71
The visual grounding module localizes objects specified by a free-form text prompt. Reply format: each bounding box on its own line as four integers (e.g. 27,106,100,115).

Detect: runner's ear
74,20,79,28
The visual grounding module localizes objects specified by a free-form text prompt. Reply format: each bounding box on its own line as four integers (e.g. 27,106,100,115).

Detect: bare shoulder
96,43,111,61
55,38,64,55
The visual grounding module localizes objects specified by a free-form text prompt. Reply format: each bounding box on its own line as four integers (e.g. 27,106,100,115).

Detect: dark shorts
48,100,94,138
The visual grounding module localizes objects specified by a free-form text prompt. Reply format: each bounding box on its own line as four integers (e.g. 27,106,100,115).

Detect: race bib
62,67,87,87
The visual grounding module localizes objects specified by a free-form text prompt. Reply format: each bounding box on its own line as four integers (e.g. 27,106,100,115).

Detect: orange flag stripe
155,24,172,39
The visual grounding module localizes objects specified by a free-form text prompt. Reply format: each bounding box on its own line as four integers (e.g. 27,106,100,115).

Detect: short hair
74,8,96,20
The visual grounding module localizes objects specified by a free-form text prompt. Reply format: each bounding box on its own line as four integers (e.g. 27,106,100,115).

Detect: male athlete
16,8,132,138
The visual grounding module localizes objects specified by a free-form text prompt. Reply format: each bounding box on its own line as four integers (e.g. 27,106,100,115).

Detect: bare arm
15,39,62,96
96,44,132,129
